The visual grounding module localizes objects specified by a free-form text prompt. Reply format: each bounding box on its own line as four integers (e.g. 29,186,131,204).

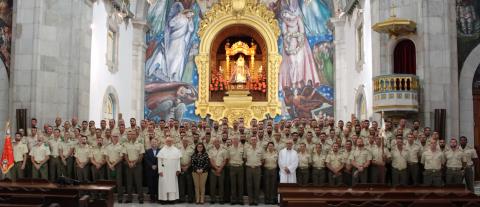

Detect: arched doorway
473,65,480,147
459,44,480,145
393,39,416,74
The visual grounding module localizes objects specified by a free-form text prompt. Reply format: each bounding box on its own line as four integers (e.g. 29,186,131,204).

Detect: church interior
1,0,480,206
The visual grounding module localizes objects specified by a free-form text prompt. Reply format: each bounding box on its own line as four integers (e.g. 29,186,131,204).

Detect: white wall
89,1,136,124
334,0,374,122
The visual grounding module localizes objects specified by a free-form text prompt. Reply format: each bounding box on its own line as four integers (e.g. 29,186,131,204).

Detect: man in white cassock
278,139,299,183
157,137,182,203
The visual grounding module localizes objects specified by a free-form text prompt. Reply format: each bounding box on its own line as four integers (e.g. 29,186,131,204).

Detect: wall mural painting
145,0,335,122
456,0,480,73
0,0,11,78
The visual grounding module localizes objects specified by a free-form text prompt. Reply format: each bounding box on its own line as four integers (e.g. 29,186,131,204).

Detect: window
394,39,416,74
356,23,363,63
356,93,367,121
103,94,116,120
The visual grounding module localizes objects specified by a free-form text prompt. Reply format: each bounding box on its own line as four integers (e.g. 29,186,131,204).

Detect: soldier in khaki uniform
208,138,228,204
421,139,445,187
326,143,345,186
349,138,372,185
369,137,391,184
177,138,194,203
263,142,278,204
405,134,421,185
227,137,244,205
11,133,28,181
90,137,107,182
74,136,91,182
444,138,466,185
391,137,409,186
342,140,354,186
30,136,50,179
124,130,145,203
244,137,263,205
460,136,478,191
48,129,63,181
311,143,326,185
105,133,125,202
59,131,76,178
296,143,311,185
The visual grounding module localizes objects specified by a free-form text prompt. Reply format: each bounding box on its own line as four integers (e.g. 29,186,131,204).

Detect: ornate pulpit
194,0,282,126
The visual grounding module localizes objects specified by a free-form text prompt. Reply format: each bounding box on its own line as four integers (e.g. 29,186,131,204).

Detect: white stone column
131,19,147,121
10,0,93,127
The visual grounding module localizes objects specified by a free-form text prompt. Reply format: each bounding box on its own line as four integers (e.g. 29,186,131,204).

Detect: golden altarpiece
194,0,282,126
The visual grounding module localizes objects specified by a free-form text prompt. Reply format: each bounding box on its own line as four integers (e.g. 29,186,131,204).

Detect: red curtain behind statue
394,40,416,75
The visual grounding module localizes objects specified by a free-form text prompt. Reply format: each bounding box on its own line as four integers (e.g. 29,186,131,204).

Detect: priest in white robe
278,139,299,183
157,137,182,202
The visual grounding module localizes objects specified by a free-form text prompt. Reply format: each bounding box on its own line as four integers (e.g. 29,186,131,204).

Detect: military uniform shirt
391,148,409,170
297,151,311,168
349,148,372,165
445,148,466,168
228,145,245,166
326,151,344,169
311,151,326,169
13,142,28,162
421,150,445,170
104,142,124,163
405,143,421,163
124,141,145,161
48,138,62,157
178,144,194,166
263,150,278,169
30,143,51,163
209,146,227,167
74,144,91,163
462,145,478,166
91,145,106,163
244,145,263,167
370,145,391,163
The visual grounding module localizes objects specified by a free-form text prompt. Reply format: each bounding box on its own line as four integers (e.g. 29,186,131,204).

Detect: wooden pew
278,184,480,207
0,179,116,207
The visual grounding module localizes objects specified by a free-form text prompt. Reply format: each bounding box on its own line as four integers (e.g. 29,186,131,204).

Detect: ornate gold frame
195,0,282,126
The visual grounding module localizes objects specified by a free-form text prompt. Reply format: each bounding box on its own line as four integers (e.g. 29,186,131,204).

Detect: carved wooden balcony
373,74,419,113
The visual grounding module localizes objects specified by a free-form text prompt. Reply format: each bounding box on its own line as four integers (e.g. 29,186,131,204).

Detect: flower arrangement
248,73,267,93
210,72,228,91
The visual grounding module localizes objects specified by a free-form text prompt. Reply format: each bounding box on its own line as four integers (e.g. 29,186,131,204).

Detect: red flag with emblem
1,134,14,174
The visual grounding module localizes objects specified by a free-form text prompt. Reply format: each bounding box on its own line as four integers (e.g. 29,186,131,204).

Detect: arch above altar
194,0,282,126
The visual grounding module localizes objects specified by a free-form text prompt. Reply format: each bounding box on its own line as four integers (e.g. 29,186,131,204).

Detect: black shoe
210,200,216,204
117,200,123,203
249,202,254,205
220,201,225,204
125,200,132,203
139,200,144,204
253,202,258,206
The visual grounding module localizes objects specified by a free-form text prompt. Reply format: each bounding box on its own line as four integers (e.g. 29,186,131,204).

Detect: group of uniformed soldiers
5,116,478,205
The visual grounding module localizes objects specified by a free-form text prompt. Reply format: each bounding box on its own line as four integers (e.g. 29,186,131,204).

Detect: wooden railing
373,74,419,94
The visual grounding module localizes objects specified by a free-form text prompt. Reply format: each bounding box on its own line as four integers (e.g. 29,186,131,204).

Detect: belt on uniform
425,169,441,173
407,162,418,165
447,167,462,171
265,167,277,170
50,155,59,158
299,167,309,170
14,161,23,164
248,165,261,168
313,167,325,170
230,164,242,167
